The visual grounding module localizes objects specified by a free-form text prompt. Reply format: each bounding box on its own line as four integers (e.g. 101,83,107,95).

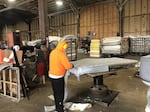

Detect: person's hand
72,64,74,68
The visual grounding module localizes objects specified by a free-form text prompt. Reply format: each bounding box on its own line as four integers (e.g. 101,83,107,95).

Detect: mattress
102,37,121,46
71,58,138,76
102,45,121,54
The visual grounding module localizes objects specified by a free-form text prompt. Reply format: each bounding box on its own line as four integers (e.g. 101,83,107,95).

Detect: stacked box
90,39,100,57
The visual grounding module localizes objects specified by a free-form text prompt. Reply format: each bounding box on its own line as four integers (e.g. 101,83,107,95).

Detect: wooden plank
95,5,99,22
147,15,150,32
135,0,141,15
134,16,141,32
130,17,135,32
104,24,108,34
148,0,150,13
141,15,147,32
141,0,148,14
141,31,147,35
112,23,118,34
107,3,112,20
16,68,20,101
86,7,89,26
124,0,130,16
124,17,130,33
103,4,108,19
90,6,95,26
9,69,12,97
2,70,6,96
130,0,135,16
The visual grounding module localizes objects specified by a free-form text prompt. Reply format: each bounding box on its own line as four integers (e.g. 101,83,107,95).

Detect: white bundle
102,37,121,46
140,55,150,82
102,45,121,54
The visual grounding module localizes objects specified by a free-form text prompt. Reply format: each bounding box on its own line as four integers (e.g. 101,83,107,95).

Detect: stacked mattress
101,37,129,55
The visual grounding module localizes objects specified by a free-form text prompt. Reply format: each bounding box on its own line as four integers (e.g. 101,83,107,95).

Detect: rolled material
140,55,150,82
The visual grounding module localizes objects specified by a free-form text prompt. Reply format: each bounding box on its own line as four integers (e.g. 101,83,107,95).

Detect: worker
36,45,46,84
49,40,74,112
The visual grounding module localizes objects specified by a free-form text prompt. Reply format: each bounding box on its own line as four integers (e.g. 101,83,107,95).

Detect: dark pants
51,77,65,112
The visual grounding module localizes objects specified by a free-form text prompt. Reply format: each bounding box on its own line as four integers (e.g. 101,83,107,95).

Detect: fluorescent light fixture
56,0,63,6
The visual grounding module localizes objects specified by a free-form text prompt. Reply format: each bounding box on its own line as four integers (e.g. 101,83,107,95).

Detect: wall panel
129,0,135,16
135,0,141,15
124,17,130,33
124,0,130,16
148,0,150,13
141,0,148,14
124,0,150,36
80,2,118,39
49,12,78,37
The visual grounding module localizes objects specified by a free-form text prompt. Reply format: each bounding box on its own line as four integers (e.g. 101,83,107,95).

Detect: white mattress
102,45,121,54
102,37,121,46
71,58,138,76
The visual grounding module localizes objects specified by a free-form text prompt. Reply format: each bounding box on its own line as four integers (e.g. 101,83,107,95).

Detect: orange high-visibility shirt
49,41,73,76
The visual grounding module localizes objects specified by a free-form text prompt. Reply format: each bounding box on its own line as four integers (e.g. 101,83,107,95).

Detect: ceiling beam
0,0,35,13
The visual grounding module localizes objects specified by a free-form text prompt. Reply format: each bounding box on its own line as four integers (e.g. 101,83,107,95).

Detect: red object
7,32,14,48
37,62,45,77
9,58,14,63
0,49,3,64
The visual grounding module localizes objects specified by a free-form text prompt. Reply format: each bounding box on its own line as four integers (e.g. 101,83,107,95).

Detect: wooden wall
124,0,150,36
49,12,78,37
30,19,40,40
80,2,119,39
1,0,150,41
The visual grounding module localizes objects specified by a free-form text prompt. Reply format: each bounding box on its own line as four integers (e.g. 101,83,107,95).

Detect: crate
129,37,150,54
0,67,20,102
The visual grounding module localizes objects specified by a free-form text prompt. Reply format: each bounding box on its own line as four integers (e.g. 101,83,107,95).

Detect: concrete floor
0,53,148,112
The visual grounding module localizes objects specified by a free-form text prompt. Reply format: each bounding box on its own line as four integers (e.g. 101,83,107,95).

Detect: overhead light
56,0,63,6
8,0,16,2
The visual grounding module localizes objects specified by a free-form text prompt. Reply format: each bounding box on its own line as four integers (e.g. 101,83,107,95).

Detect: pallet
0,67,20,102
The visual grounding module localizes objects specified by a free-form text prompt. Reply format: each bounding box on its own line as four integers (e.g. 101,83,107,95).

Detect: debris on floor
44,102,92,112
48,95,54,101
69,102,92,111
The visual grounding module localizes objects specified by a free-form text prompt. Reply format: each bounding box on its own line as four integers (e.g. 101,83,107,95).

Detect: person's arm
61,52,73,70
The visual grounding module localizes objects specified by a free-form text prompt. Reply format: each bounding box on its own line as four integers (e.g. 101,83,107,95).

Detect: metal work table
71,58,138,106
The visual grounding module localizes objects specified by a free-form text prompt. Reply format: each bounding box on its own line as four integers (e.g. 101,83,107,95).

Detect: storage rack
65,38,77,61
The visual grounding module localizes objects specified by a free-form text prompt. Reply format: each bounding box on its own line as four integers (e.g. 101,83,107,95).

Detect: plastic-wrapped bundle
48,36,61,42
102,45,121,54
70,58,137,77
27,39,42,46
140,55,150,82
102,37,122,46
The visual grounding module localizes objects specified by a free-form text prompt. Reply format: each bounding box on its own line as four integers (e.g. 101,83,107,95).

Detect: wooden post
38,0,49,39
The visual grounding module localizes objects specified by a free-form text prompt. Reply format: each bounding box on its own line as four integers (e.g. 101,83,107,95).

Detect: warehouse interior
0,0,150,112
